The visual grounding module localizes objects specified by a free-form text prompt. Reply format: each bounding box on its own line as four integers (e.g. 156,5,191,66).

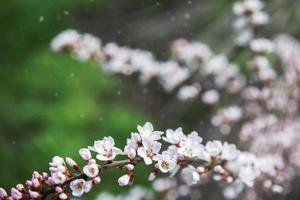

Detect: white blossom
178,132,204,159
90,136,122,161
137,139,162,165
221,142,240,161
251,11,269,25
154,153,177,173
177,84,201,101
49,156,65,167
137,122,163,141
70,179,92,197
235,29,253,46
223,180,245,199
172,39,212,64
163,127,186,145
203,55,228,75
83,162,99,178
50,29,80,52
51,172,67,185
75,33,101,61
238,166,257,187
205,140,223,157
250,38,275,53
202,90,220,105
181,165,200,185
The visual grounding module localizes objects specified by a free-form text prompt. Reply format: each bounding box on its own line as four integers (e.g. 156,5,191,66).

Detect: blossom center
161,161,169,169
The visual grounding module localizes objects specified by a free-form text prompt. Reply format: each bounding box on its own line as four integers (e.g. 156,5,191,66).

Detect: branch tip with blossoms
0,122,260,200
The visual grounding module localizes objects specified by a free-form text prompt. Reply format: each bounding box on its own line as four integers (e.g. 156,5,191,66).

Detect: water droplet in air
39,16,44,22
64,10,69,15
184,13,191,20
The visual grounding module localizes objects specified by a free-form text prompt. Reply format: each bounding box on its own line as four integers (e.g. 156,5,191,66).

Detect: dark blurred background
0,0,300,199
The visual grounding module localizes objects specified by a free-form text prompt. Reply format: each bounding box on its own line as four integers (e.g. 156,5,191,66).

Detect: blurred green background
1,0,300,199
0,0,152,198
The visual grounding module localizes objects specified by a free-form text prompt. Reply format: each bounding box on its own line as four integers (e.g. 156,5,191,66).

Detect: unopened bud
26,180,33,187
29,190,40,199
79,148,92,161
32,178,40,188
118,174,131,186
55,186,63,193
93,176,101,184
0,188,7,198
59,193,68,199
125,164,135,171
197,166,205,173
16,184,24,191
66,157,77,168
214,165,224,173
127,149,136,159
148,172,156,181
226,176,233,183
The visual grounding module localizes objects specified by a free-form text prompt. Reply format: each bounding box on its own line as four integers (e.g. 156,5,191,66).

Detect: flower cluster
0,122,264,200
232,0,269,46
51,31,245,104
232,0,277,84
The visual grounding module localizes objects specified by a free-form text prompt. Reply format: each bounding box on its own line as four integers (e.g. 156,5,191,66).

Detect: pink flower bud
29,190,40,199
127,149,136,159
79,148,92,161
197,166,205,173
132,133,142,143
0,188,7,198
118,174,131,186
32,171,41,179
125,164,134,171
226,176,233,183
93,176,101,184
59,193,68,200
263,180,272,188
55,186,63,193
148,172,156,181
32,178,40,188
11,188,22,199
213,165,224,173
26,180,32,187
42,172,48,178
66,157,77,167
16,184,24,192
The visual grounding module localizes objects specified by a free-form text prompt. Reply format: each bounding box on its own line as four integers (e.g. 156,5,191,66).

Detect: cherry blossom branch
41,159,136,200
50,28,245,104
0,122,261,200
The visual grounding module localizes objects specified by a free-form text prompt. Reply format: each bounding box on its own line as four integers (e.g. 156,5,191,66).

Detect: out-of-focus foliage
0,1,147,198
